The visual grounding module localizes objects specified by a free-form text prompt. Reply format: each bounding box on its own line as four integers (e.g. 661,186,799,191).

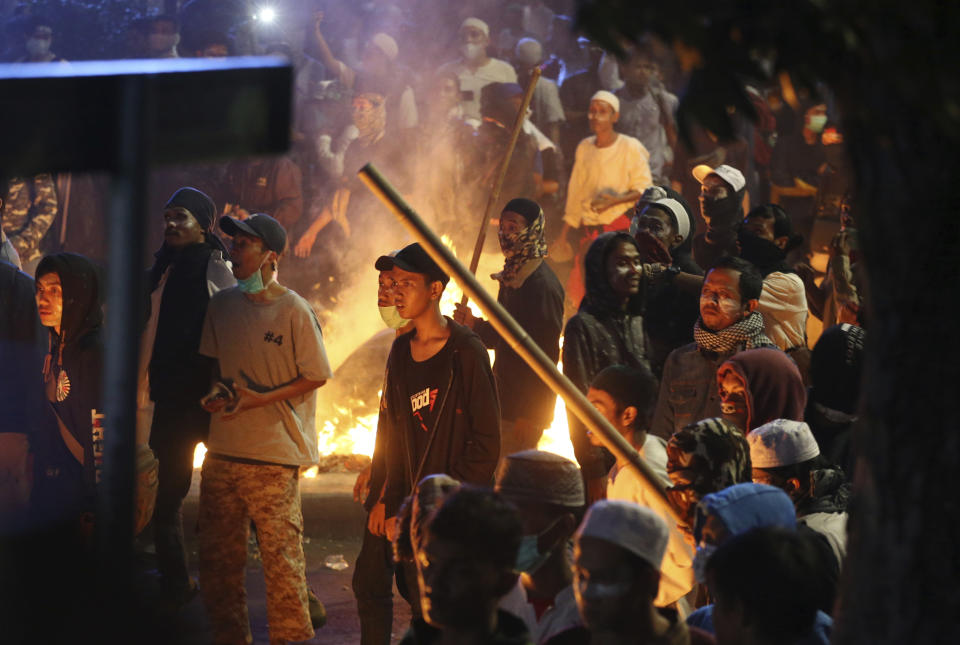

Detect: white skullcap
576,500,669,569
515,37,543,67
370,33,399,61
648,197,690,242
495,450,585,507
692,163,746,192
590,90,620,114
748,419,820,469
460,17,489,37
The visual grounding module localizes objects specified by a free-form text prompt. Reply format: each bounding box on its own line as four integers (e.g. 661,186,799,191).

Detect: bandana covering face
693,310,773,354
666,417,752,529
354,93,387,145
492,209,547,287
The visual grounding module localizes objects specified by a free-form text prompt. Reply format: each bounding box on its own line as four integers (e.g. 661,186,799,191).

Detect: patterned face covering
353,92,387,144
492,209,547,286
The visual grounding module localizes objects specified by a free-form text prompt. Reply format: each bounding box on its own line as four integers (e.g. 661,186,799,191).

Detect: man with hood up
690,164,747,271
561,232,650,501
454,198,564,456
650,256,777,441
715,347,807,434
140,187,234,608
32,253,103,524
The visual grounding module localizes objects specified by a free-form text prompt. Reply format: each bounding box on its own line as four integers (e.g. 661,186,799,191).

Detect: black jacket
382,319,501,517
475,261,564,428
0,260,45,430
34,253,103,516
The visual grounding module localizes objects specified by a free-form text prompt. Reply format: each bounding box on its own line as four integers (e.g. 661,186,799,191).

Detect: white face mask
26,38,51,58
693,543,718,584
149,33,180,54
378,305,407,330
807,114,828,133
460,42,485,63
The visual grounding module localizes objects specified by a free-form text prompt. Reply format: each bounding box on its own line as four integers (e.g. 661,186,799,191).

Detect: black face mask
700,194,742,231
737,229,786,273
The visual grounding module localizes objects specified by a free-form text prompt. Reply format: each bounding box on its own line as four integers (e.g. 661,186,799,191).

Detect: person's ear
429,280,445,301
672,233,684,247
611,110,619,125
785,477,804,498
620,405,638,429
744,298,759,314
774,235,789,250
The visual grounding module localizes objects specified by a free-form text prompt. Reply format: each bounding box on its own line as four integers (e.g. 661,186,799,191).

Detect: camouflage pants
199,456,313,644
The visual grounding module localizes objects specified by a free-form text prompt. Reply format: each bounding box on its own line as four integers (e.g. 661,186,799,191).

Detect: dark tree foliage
575,1,960,641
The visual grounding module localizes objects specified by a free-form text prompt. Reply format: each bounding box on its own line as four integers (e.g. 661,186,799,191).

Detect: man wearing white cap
515,37,565,145
562,500,714,644
439,17,518,123
553,90,653,308
690,163,748,270
749,419,850,566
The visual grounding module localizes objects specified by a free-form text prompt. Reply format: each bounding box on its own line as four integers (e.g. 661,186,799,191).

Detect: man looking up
140,187,234,609
375,244,500,542
690,164,747,270
586,365,695,611
495,450,586,643
554,91,652,308
651,256,776,440
454,198,564,456
440,18,518,124
198,213,333,645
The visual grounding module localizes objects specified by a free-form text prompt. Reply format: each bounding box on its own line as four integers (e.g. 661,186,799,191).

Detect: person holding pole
374,243,501,544
454,198,564,457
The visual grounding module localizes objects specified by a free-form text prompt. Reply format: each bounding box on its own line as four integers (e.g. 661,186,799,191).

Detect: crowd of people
0,1,866,644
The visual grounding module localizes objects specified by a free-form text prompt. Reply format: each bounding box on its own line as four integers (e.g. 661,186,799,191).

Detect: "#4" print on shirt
264,331,283,345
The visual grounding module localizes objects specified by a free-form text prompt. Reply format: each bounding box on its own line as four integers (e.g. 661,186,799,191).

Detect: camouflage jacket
2,175,58,262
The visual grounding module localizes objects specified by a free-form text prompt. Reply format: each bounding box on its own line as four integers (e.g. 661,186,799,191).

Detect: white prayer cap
748,419,820,469
370,33,399,61
649,197,690,243
692,163,746,192
590,90,620,114
575,500,669,569
460,17,489,37
495,450,585,507
515,37,543,67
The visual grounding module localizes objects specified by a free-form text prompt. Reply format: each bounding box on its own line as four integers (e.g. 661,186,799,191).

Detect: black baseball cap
219,213,287,254
375,243,449,286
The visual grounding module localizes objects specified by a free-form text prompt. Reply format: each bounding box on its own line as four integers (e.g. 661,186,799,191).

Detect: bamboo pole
358,163,683,524
460,67,542,306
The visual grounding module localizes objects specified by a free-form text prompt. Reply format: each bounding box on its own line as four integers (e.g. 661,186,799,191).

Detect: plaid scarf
492,210,547,287
693,311,774,354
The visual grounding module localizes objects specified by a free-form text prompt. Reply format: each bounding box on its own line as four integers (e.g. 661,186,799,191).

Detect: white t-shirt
563,134,652,228
199,287,334,466
607,434,695,607
759,271,808,351
440,57,518,122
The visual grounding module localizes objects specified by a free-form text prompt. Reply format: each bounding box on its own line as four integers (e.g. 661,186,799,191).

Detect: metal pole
460,67,542,306
358,163,681,523
99,73,151,641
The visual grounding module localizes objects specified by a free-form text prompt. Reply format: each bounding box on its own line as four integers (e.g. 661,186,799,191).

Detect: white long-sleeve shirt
563,134,652,228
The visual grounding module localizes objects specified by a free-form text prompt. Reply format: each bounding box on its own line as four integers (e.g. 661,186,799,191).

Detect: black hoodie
34,253,103,515
562,232,650,478
692,187,745,270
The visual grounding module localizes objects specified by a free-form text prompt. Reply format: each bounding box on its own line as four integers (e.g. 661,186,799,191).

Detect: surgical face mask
514,518,562,573
237,266,266,294
379,305,407,330
26,38,51,57
149,33,179,54
460,42,485,63
807,114,828,133
693,543,718,584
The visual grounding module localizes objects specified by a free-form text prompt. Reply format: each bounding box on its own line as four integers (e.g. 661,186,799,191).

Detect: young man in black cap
374,243,500,543
140,187,235,608
198,213,333,645
454,198,564,457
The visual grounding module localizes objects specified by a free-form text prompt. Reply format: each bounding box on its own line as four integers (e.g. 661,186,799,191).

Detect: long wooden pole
358,163,682,523
460,67,542,306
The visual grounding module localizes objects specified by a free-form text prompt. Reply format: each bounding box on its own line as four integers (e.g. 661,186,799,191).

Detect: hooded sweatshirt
692,187,745,270
35,253,103,515
720,348,806,433
562,232,649,478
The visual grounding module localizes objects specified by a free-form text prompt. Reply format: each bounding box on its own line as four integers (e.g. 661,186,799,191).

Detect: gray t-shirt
199,287,334,466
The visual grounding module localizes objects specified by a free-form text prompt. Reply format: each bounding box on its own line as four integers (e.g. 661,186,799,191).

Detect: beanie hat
502,198,542,225
515,37,543,67
460,17,489,37
495,450,584,507
370,32,398,61
748,419,820,469
590,90,619,114
165,187,216,231
576,500,669,569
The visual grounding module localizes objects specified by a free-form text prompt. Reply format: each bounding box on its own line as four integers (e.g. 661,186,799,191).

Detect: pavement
134,471,413,645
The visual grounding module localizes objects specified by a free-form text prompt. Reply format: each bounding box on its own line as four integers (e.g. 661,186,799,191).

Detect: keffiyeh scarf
693,310,774,354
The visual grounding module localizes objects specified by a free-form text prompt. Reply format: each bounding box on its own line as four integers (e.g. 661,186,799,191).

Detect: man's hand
353,464,372,503
590,193,620,213
201,397,229,414
794,262,819,288
385,515,399,542
294,228,318,258
452,303,477,329
221,385,268,420
830,230,852,258
367,502,387,536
